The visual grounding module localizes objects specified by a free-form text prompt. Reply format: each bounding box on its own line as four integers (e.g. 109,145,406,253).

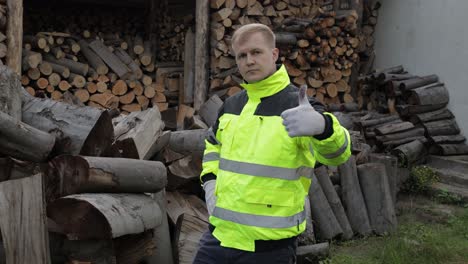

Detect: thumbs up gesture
281,85,326,137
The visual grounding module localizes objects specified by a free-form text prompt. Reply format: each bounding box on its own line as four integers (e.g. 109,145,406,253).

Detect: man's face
232,32,279,83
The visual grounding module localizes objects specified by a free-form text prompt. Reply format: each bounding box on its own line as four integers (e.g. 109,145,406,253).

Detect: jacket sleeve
301,99,351,166
200,105,224,184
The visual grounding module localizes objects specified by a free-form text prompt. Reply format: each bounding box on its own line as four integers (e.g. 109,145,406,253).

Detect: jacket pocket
218,118,233,151
242,187,295,207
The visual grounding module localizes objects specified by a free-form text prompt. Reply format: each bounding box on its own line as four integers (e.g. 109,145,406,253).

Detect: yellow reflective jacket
201,65,351,252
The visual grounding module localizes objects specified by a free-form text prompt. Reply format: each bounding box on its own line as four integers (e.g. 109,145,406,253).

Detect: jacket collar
240,64,290,100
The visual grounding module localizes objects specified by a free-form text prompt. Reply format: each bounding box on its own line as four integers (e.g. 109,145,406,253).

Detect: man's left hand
281,85,325,137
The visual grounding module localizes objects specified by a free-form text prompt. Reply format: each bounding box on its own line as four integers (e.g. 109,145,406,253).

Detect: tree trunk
198,95,223,127
357,163,397,235
308,172,343,240
89,40,131,79
48,155,167,199
0,110,55,162
369,154,398,206
48,193,162,240
429,135,466,145
113,108,165,159
183,29,195,104
296,243,330,264
0,66,22,120
398,74,439,91
376,127,425,143
6,0,23,74
391,139,428,168
374,121,414,135
410,108,454,124
194,0,210,111
21,90,113,156
0,157,43,183
77,40,109,75
0,174,51,264
144,190,174,264
408,85,449,106
174,213,209,264
432,144,468,156
315,166,353,240
423,119,460,136
338,156,372,236
168,129,207,156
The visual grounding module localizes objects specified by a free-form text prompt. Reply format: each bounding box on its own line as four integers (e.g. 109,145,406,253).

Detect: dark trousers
193,230,297,264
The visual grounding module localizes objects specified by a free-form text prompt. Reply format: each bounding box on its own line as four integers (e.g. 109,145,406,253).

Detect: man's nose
246,54,255,65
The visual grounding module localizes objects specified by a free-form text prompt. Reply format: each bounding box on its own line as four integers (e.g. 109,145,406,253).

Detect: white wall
374,0,468,137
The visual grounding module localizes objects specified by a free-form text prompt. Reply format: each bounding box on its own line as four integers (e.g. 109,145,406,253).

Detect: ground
326,193,468,264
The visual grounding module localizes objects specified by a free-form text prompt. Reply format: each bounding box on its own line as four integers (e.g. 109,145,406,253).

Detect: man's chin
244,74,266,83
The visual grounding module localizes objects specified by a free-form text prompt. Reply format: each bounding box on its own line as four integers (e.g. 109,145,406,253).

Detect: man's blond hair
231,23,276,49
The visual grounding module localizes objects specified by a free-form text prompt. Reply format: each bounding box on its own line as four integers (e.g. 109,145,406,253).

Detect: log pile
208,0,363,105
21,5,194,115
355,65,467,168
0,65,175,264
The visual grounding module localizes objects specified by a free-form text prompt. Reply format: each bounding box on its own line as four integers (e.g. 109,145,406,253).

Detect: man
193,23,351,264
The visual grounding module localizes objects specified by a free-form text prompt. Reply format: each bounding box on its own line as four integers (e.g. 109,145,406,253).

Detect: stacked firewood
0,0,7,65
356,65,468,168
357,0,381,75
209,0,361,105
0,65,174,263
21,6,194,114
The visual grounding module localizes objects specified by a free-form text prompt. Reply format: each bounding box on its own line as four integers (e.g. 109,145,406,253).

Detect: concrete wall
374,0,468,137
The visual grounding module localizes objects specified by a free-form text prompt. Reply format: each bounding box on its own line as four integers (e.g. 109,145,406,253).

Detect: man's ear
272,48,279,61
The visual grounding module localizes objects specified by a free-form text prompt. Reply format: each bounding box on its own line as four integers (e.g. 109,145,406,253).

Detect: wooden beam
6,0,23,74
194,0,210,111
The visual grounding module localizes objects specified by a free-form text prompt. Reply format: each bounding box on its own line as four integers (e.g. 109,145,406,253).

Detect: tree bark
374,121,414,135
113,108,165,159
48,155,167,199
410,108,454,124
48,193,162,240
398,74,439,91
6,0,23,74
77,40,109,75
432,144,468,156
338,156,372,236
168,129,207,156
144,190,174,264
174,213,209,264
0,174,51,264
194,0,210,111
391,139,428,168
308,172,343,240
369,154,398,206
408,85,449,106
423,119,460,136
21,90,113,156
0,110,55,162
376,127,425,143
183,28,195,104
199,95,223,127
89,40,131,79
296,243,330,264
0,65,22,120
357,163,397,235
315,166,353,240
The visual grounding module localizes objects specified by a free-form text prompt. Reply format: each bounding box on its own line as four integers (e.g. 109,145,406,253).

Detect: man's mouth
247,69,258,74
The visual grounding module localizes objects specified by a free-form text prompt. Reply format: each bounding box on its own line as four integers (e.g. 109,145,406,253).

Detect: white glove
203,180,217,215
281,85,326,137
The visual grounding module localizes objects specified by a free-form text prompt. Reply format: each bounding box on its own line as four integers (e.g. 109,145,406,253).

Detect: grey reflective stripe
212,207,306,228
203,152,220,163
219,158,313,180
322,131,349,159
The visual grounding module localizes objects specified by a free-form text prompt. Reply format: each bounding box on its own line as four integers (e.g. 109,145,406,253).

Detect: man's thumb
298,85,309,106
